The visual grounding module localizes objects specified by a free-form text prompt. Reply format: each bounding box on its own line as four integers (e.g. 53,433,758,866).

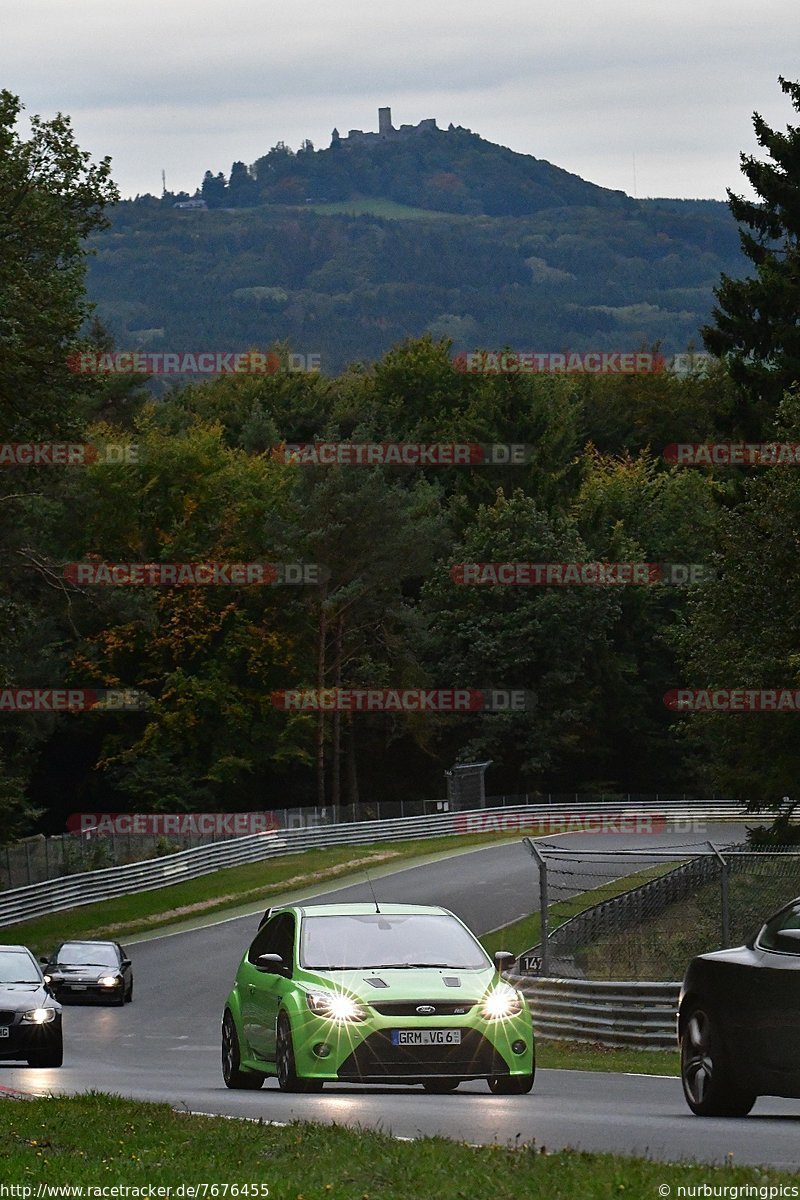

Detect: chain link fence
0,792,721,889
521,841,800,980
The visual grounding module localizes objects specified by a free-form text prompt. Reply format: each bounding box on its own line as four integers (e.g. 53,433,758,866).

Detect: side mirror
256,953,285,974
121,959,132,968
494,950,515,973
39,957,48,965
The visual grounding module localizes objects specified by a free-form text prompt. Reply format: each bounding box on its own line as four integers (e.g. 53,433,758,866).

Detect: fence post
523,837,549,976
708,841,730,947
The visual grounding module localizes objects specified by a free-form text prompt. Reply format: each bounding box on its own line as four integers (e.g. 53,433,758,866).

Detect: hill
87,118,746,374
188,118,634,217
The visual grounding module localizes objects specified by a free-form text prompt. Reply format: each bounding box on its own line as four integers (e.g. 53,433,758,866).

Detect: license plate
0,1027,9,1038
391,1029,462,1046
70,984,87,991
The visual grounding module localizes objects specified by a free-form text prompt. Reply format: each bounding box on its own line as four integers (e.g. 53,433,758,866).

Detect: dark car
678,895,800,1116
0,944,63,1067
42,940,133,1005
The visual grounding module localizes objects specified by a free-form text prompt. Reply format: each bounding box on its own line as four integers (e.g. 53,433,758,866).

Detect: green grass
299,197,461,219
479,861,680,960
536,1040,679,1075
583,857,800,980
3,832,520,957
1,1093,793,1194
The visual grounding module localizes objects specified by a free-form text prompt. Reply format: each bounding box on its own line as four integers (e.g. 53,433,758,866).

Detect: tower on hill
332,107,439,147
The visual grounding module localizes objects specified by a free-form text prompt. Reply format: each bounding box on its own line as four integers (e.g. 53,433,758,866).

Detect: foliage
703,77,800,432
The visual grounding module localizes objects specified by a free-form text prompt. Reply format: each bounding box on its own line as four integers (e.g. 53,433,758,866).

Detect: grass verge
479,861,680,960
3,832,521,957
584,859,800,980
536,1039,679,1076
0,1093,791,1195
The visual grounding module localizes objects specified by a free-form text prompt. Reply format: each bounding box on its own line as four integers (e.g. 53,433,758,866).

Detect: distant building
173,197,208,210
333,107,439,147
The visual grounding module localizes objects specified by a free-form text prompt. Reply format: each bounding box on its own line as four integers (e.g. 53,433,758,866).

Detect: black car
0,945,63,1067
42,940,133,1005
678,895,800,1116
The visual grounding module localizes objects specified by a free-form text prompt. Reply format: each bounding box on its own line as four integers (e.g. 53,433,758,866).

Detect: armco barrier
0,800,745,929
511,976,680,1050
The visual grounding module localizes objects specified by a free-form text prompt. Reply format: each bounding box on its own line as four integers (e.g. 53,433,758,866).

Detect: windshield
0,950,41,984
56,943,118,967
300,913,491,971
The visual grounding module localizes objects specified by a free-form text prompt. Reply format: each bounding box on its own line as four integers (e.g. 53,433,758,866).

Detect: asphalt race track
4,822,800,1169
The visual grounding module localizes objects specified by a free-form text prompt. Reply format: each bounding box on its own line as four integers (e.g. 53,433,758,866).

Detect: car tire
125,981,133,1003
488,1072,534,1095
276,1012,323,1093
680,1005,756,1117
422,1079,460,1093
27,1037,63,1069
222,1011,264,1090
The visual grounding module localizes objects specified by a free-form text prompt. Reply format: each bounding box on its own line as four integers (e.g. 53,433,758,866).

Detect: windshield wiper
363,962,455,970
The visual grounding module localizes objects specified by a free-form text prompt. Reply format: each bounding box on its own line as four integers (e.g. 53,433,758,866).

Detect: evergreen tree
703,76,800,433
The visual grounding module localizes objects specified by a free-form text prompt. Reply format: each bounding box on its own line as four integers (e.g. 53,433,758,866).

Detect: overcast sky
3,0,799,202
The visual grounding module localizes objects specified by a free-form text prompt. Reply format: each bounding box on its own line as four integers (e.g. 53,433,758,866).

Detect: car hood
298,966,500,1002
0,983,50,1007
50,965,115,976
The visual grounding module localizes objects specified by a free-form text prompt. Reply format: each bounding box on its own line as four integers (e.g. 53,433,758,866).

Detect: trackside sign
454,811,667,835
67,812,280,836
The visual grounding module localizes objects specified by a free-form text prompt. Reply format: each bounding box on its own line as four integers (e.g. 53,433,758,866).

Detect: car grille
0,1012,16,1025
368,1001,477,1017
337,1029,507,1080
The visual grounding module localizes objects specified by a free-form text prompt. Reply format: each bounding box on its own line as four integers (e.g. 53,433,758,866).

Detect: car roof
0,945,35,954
280,903,452,918
57,939,117,946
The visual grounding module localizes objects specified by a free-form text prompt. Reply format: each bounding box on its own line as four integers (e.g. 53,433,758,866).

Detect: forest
3,81,800,838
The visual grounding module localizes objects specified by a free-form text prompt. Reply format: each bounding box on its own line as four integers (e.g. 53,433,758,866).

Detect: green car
221,902,535,1094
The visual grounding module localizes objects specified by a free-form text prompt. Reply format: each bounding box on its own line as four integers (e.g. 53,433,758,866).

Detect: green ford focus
221,902,535,1094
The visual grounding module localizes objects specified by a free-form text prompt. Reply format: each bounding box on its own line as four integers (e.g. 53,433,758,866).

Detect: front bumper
283,1006,534,1083
0,1015,62,1060
50,978,123,1002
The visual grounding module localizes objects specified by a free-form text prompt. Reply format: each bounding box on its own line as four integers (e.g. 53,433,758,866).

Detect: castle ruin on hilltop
331,107,451,147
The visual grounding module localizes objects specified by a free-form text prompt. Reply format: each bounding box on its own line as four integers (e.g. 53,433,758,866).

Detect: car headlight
99,975,121,988
22,1008,56,1024
481,986,524,1021
305,990,366,1022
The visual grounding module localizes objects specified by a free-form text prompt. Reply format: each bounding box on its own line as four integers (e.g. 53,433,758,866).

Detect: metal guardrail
0,799,746,930
511,975,680,1050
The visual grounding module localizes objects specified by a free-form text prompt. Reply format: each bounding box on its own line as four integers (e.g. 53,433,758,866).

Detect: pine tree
702,77,800,434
